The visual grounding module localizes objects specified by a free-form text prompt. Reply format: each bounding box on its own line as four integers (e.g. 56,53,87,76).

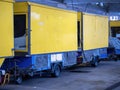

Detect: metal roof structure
16,0,120,15
53,0,120,14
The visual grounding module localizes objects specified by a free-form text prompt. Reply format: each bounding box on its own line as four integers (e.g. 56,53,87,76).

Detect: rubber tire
51,65,61,77
15,76,22,84
92,61,98,67
91,57,99,67
28,72,34,77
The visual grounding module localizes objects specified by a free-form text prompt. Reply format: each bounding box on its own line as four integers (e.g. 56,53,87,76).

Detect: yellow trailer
14,2,77,55
77,12,109,66
0,0,14,84
2,1,77,84
2,1,109,84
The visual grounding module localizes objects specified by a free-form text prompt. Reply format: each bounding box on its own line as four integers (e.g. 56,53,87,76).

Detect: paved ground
0,60,120,90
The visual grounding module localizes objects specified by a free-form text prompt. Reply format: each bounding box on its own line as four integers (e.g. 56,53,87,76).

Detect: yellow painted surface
2,0,14,2
14,2,28,13
77,12,82,21
30,3,77,54
0,58,5,67
110,21,120,27
96,16,108,49
83,13,108,50
0,1,14,57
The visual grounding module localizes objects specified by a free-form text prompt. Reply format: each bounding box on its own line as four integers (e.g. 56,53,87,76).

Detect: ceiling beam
51,0,64,3
64,0,120,4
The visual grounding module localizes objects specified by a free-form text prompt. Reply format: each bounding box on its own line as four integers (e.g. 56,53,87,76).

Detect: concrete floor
0,60,120,90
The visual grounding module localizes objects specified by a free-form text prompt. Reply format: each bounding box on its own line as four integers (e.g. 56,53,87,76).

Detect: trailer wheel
91,56,99,67
28,72,34,77
92,60,98,67
15,76,22,84
51,64,61,77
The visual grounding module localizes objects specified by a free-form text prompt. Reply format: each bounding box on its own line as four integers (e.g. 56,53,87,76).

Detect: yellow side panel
14,2,28,13
83,14,96,50
2,0,14,2
77,12,82,21
0,58,5,67
96,16,108,49
110,21,120,27
4,0,15,2
83,14,108,50
0,1,14,57
31,5,77,54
